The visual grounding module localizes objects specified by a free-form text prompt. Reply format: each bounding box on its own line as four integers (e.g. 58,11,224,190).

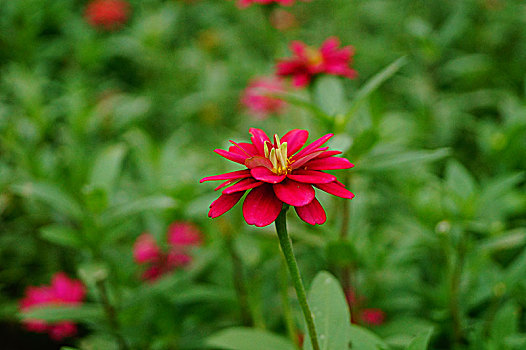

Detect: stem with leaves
275,206,320,350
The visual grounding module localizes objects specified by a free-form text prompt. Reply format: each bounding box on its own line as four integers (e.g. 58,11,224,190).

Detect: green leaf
406,329,433,350
313,76,347,115
445,160,477,201
20,304,102,323
88,143,127,193
274,92,332,125
303,271,350,350
347,129,379,159
345,56,407,124
206,327,295,350
11,182,83,221
480,229,526,253
490,303,519,344
358,148,450,172
99,195,177,227
40,224,82,248
349,325,390,350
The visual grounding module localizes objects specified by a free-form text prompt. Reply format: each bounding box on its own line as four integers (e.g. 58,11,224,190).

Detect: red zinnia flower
19,273,86,340
200,128,354,227
276,37,357,88
85,0,130,31
133,222,203,282
241,76,287,119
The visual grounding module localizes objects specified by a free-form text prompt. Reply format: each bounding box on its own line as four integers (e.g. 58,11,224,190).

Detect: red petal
320,37,340,55
242,185,283,227
200,169,251,183
223,178,264,194
287,170,336,184
249,128,270,156
215,179,236,191
305,157,354,170
295,198,326,225
273,179,315,206
290,151,324,169
214,149,247,164
229,141,258,157
315,150,342,159
209,192,244,218
251,167,287,183
245,156,273,170
315,182,355,199
281,129,309,157
293,133,334,160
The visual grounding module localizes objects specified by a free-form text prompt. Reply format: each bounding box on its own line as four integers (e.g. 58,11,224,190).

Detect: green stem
275,207,320,350
96,280,129,350
280,258,300,349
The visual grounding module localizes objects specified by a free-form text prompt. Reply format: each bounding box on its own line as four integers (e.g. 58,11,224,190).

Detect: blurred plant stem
275,206,320,350
222,222,254,327
340,173,356,314
450,231,467,347
96,279,129,350
279,258,300,349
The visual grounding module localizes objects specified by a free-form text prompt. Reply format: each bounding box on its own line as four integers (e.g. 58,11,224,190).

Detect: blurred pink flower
19,273,86,340
241,76,287,119
133,233,161,264
167,222,203,247
134,222,203,282
360,308,386,326
277,37,357,87
85,0,130,31
201,128,354,227
236,0,301,8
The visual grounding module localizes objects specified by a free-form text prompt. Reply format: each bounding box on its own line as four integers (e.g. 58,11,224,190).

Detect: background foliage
1,0,525,349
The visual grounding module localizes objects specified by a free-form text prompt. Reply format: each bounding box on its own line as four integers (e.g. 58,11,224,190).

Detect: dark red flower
277,37,357,87
85,0,130,31
345,287,385,327
360,308,386,326
19,273,85,340
201,128,354,227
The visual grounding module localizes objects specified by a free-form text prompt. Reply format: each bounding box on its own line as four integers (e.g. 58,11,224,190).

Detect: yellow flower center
264,135,291,176
305,47,323,66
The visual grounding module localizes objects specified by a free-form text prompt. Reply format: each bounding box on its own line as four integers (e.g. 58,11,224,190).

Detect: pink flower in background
167,222,203,247
241,76,287,119
133,233,161,264
19,273,85,340
133,222,203,282
277,37,357,87
345,287,386,327
236,0,300,8
85,0,130,31
200,128,354,227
